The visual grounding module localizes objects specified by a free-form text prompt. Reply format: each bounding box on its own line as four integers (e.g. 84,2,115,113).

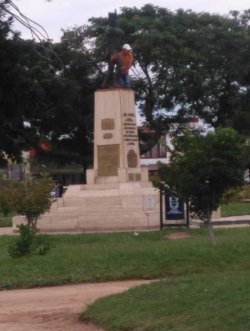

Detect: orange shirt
111,50,134,74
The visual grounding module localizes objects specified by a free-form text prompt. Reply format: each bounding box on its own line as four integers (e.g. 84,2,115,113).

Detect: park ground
0,280,151,331
1,227,250,330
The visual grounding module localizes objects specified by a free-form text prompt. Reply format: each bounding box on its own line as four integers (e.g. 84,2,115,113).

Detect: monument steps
12,90,160,233
13,210,157,233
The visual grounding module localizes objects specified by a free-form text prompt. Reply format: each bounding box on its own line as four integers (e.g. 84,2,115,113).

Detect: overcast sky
12,0,250,42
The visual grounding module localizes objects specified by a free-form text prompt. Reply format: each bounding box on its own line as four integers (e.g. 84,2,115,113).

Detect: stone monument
56,88,160,232
13,88,160,232
13,16,160,232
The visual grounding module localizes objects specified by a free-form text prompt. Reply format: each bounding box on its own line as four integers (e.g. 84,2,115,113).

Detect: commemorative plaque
98,144,120,176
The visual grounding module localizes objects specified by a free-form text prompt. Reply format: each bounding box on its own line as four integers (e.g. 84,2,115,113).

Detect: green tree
27,40,96,168
14,175,53,228
0,11,39,165
0,174,53,257
0,174,53,228
0,11,95,170
2,3,250,169
156,128,245,244
69,6,250,138
0,172,18,215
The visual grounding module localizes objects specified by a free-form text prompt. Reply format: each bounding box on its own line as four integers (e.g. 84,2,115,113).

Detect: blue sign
165,196,184,220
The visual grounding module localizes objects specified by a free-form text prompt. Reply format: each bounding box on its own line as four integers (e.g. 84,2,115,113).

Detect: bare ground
165,232,193,240
0,279,151,331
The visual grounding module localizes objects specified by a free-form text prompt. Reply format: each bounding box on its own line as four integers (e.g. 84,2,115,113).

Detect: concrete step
191,216,250,228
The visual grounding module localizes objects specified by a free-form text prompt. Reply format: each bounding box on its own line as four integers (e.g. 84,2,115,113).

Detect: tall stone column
87,89,148,184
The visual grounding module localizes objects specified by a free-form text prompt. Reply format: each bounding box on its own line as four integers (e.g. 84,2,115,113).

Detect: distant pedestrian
52,181,63,198
53,182,60,198
58,181,64,197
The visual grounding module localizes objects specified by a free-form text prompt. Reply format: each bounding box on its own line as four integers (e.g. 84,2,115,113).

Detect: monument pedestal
13,89,160,232
88,89,150,184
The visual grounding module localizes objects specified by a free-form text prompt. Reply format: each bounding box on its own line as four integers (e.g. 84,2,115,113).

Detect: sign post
165,195,184,220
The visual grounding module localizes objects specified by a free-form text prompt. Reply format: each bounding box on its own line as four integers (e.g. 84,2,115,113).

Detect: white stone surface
13,90,160,233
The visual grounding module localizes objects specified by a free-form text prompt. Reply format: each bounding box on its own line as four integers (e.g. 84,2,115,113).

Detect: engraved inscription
128,173,134,181
101,118,115,130
98,144,119,176
135,173,141,181
122,112,138,145
128,173,141,181
103,133,113,139
127,149,138,168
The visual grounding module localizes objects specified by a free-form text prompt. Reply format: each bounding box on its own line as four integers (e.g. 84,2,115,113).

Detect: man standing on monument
110,43,134,88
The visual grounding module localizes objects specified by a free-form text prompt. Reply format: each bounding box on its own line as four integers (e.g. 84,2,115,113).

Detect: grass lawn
0,228,250,290
0,212,12,227
221,202,250,217
1,228,250,330
82,271,250,331
79,228,250,331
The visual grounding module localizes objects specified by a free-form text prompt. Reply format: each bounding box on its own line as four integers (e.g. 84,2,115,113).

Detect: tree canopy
156,128,246,243
69,5,250,131
0,5,96,168
1,3,250,168
0,11,36,165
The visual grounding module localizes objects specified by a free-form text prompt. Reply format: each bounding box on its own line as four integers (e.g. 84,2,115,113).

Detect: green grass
221,202,250,217
82,271,250,331
77,228,250,331
2,228,250,330
1,228,250,290
0,212,12,227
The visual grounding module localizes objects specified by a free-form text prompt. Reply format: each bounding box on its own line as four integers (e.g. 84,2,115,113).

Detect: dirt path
0,279,151,331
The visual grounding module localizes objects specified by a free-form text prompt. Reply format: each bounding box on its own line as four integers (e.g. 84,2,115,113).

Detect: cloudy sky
13,0,250,41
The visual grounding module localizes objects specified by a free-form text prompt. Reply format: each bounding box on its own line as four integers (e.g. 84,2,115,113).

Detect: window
141,139,167,159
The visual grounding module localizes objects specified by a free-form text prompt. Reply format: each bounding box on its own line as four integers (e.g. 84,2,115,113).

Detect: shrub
0,174,53,228
221,186,242,203
8,224,50,258
239,184,250,200
0,178,19,216
0,174,53,257
14,174,54,228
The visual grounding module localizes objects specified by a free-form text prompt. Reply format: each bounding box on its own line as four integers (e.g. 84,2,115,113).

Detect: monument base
12,89,161,233
13,182,160,233
86,166,149,184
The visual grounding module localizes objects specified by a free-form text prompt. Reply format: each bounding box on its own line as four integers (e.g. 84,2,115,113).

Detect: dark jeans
118,74,131,88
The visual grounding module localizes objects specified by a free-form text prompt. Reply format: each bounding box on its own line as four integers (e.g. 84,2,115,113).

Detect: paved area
0,280,152,331
2,214,250,236
0,227,14,235
190,215,250,228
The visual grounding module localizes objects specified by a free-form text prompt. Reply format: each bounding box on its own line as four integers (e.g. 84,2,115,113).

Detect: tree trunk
207,211,216,246
185,201,190,228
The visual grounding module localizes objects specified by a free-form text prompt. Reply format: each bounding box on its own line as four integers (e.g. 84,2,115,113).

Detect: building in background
2,151,84,185
139,128,170,178
139,117,200,178
2,117,199,183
